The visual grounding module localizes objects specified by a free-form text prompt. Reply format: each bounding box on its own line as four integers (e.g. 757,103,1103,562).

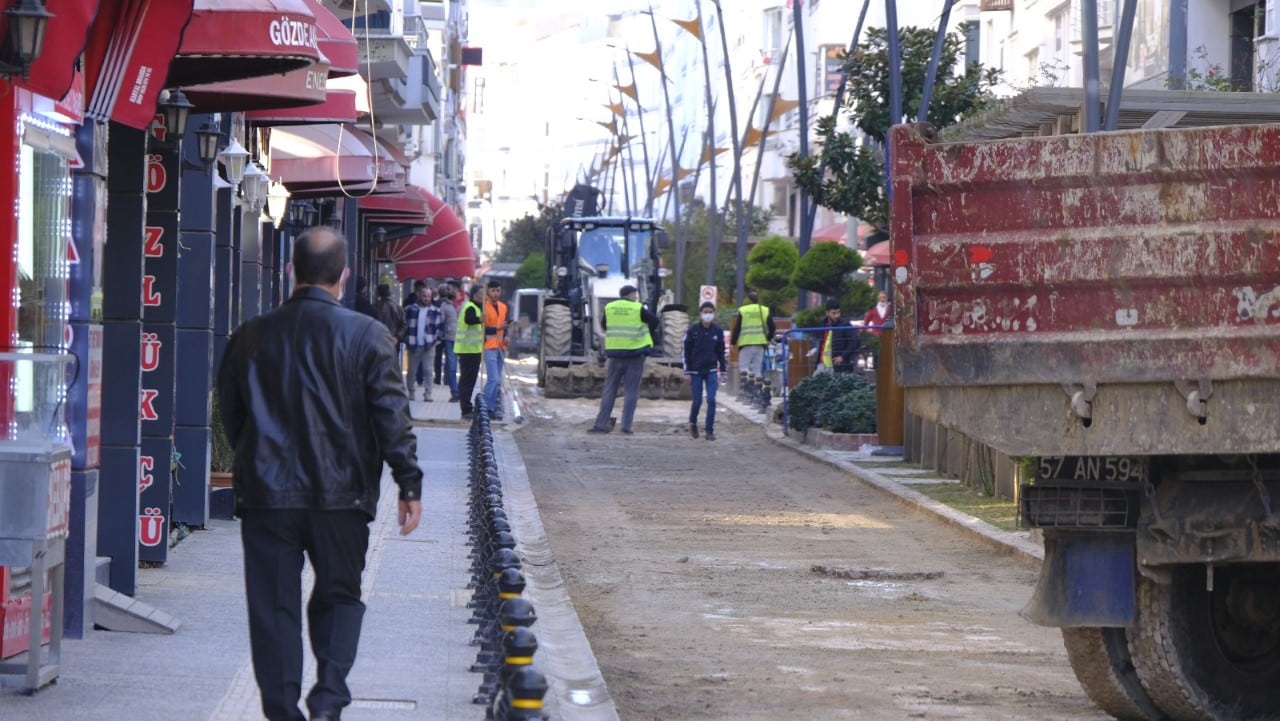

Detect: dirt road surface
511,392,1108,721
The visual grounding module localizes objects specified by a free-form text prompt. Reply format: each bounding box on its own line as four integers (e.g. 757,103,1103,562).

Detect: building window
763,7,784,65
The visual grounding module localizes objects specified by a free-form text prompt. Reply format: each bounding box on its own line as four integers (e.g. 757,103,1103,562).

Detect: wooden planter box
209,471,233,489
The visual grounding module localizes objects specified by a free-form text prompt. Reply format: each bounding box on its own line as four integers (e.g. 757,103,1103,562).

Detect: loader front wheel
659,304,688,361
538,301,572,388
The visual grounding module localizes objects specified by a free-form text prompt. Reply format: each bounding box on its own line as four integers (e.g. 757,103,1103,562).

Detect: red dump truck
889,121,1280,721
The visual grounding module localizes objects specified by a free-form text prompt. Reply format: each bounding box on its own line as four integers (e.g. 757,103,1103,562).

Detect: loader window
579,229,623,274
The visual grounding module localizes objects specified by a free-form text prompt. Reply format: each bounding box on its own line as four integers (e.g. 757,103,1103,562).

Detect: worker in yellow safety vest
731,290,775,380
455,285,485,418
588,285,659,435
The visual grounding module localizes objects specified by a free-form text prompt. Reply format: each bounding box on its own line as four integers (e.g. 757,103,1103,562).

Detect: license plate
1036,456,1148,484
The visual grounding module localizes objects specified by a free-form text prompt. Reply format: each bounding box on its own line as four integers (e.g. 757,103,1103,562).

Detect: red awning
359,184,430,224
5,0,101,102
305,0,356,77
812,222,850,243
380,189,475,280
167,0,320,88
863,240,890,267
84,0,195,129
183,56,331,112
244,88,357,125
348,130,403,191
269,122,380,191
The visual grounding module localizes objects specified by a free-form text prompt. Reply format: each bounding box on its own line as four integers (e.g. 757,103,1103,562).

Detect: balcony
347,11,413,83
980,0,1013,10
365,16,441,126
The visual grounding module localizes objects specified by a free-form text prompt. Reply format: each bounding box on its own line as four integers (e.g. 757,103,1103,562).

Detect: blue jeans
483,348,505,416
441,341,459,397
689,370,719,432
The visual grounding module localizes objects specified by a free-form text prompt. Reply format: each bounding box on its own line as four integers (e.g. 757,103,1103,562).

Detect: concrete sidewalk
0,417,611,721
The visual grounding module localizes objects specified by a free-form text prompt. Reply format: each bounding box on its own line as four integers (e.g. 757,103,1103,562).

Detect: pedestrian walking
372,283,405,343
404,285,440,401
216,227,423,721
683,301,727,440
353,276,376,319
456,284,485,420
436,282,460,402
482,279,511,419
588,284,659,435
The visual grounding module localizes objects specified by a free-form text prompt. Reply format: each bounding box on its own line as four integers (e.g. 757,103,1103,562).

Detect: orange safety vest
484,299,509,350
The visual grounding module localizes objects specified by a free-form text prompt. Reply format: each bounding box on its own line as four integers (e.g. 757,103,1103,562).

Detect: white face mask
701,312,715,323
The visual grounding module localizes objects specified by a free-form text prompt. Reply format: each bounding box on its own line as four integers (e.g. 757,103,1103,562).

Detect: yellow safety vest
737,303,768,346
604,299,652,351
822,330,834,366
455,301,484,353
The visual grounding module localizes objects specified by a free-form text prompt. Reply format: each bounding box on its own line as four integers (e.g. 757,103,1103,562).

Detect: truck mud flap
1021,530,1135,628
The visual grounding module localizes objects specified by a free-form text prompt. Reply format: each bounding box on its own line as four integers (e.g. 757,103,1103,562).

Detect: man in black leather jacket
217,227,423,721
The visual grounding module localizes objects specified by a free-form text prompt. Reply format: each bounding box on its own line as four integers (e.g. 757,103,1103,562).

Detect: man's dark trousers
458,352,482,415
241,509,371,721
593,355,645,432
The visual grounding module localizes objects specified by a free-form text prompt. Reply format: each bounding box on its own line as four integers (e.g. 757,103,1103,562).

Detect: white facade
468,0,1274,259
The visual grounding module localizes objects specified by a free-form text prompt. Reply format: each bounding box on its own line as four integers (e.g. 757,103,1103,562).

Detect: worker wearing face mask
682,301,728,440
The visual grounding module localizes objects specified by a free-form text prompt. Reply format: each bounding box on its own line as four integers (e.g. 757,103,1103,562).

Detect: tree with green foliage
514,252,546,289
745,236,798,312
493,200,565,264
661,199,770,309
788,25,1001,228
793,242,862,299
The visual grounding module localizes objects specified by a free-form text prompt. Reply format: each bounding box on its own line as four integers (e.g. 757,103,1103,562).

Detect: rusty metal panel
890,123,1280,389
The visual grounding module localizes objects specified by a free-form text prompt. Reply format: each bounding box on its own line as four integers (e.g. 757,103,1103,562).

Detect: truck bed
888,122,1280,456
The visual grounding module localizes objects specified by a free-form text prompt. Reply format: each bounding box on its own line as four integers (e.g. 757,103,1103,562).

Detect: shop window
8,117,73,444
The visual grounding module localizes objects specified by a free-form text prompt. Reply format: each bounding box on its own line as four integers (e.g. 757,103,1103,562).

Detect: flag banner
635,48,663,71
671,16,702,40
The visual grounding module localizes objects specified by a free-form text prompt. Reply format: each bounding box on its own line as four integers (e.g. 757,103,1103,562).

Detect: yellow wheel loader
537,214,689,400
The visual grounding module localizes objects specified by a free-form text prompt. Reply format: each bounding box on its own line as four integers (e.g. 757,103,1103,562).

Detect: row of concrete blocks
465,397,550,721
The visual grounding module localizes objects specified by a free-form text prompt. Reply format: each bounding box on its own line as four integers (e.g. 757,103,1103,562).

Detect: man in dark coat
217,227,423,721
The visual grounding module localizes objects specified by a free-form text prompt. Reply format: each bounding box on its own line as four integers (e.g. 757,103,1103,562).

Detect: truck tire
539,302,572,389
1061,627,1162,720
1128,565,1280,721
660,305,688,361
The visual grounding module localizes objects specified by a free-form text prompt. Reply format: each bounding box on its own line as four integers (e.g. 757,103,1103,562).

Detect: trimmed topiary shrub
787,372,876,435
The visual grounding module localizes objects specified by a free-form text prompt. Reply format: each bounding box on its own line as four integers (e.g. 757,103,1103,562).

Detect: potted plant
209,392,235,488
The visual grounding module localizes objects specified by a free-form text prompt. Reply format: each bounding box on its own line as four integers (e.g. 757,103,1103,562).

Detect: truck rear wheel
1128,565,1280,721
1061,627,1162,720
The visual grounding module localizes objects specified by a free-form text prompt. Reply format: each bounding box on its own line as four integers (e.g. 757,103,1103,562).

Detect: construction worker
588,285,659,435
731,291,775,381
482,280,511,420
455,284,485,420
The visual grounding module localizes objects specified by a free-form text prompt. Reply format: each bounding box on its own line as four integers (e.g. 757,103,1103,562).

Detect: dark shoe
689,423,698,439
706,431,716,441
310,710,341,721
448,396,460,403
587,426,609,434
620,428,633,435
461,411,473,420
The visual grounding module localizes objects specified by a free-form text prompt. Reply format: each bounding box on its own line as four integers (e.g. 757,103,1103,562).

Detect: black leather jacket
217,287,423,517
